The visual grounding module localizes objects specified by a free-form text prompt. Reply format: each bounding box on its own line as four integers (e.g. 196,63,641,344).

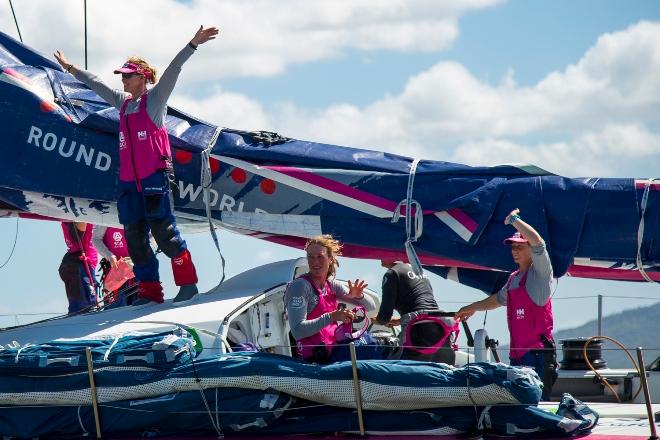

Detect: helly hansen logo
516,308,525,319
138,130,147,141
173,257,184,266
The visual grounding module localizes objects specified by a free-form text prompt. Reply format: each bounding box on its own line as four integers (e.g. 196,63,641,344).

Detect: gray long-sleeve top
72,45,195,126
91,225,113,260
285,276,376,340
496,242,554,306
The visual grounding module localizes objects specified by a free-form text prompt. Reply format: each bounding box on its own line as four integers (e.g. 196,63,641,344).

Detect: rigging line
202,130,226,287
553,295,660,300
636,177,656,283
391,158,424,275
187,346,224,438
0,217,19,270
0,312,61,317
8,0,22,42
83,0,88,69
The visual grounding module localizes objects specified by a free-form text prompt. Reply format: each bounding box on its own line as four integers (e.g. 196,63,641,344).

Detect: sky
0,0,658,351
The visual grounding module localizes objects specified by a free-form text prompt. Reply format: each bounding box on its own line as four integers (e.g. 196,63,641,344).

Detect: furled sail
1,31,657,293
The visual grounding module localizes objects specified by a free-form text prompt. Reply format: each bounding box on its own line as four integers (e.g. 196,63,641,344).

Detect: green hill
553,301,660,369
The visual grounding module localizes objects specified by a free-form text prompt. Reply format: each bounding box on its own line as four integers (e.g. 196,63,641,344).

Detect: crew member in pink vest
59,222,99,314
455,209,557,400
93,226,136,307
284,235,377,364
54,26,219,305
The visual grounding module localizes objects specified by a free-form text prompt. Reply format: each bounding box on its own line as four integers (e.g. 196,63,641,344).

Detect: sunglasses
121,72,141,79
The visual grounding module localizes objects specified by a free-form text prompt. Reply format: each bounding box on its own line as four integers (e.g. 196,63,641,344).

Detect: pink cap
503,232,528,245
113,62,152,80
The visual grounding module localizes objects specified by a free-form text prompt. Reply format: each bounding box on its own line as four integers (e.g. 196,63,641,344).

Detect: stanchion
85,347,103,439
349,342,366,436
635,347,658,440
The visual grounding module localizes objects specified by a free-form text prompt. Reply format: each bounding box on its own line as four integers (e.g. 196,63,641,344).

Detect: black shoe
173,284,199,305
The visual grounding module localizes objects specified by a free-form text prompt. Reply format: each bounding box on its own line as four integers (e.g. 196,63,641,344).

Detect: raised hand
53,50,71,71
190,25,220,46
347,279,368,299
504,208,520,225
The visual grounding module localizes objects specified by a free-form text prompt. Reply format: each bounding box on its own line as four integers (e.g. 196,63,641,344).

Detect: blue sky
0,0,658,348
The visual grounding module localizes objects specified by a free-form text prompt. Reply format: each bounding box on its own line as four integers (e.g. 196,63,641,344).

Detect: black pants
58,252,96,314
511,336,558,400
402,322,456,364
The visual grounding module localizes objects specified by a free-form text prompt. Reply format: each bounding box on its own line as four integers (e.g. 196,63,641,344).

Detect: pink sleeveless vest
506,269,554,360
118,94,171,184
61,223,98,268
295,275,339,360
102,227,130,258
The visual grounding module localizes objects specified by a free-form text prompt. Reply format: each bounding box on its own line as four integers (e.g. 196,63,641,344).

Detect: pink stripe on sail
446,208,478,233
265,165,433,216
567,264,660,282
634,180,660,190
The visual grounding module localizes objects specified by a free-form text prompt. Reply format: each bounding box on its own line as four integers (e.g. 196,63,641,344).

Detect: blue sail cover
0,31,658,294
0,334,598,438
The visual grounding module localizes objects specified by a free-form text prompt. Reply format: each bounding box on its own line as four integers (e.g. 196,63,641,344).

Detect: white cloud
256,21,660,177
171,87,272,131
450,124,660,177
2,4,658,177
0,0,500,82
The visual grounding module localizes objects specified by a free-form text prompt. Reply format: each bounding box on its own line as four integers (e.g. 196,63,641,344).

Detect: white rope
14,343,33,363
477,405,492,430
636,178,656,283
391,158,424,275
103,333,125,362
77,405,89,435
201,128,226,286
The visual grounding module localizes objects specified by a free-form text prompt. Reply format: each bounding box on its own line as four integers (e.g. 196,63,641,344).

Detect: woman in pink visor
455,208,557,400
53,26,219,305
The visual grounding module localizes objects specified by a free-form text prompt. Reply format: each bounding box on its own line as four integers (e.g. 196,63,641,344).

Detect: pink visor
503,232,529,244
113,62,152,80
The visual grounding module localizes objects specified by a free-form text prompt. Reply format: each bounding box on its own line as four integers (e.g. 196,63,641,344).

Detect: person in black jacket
375,260,456,364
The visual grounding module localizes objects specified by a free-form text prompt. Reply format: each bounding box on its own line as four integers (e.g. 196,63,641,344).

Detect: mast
84,0,88,69
9,0,23,42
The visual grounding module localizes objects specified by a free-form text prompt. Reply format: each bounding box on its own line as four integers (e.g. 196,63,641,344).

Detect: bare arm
454,294,502,321
505,208,543,246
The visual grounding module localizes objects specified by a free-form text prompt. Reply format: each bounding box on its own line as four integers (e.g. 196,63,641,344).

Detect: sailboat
0,30,658,439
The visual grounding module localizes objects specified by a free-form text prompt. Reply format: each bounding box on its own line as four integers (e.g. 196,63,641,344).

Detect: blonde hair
126,56,157,84
305,234,342,279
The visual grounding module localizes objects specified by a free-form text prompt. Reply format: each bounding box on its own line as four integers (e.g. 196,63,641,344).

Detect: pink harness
295,275,339,360
118,94,171,185
334,305,370,342
402,312,460,355
506,269,554,360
